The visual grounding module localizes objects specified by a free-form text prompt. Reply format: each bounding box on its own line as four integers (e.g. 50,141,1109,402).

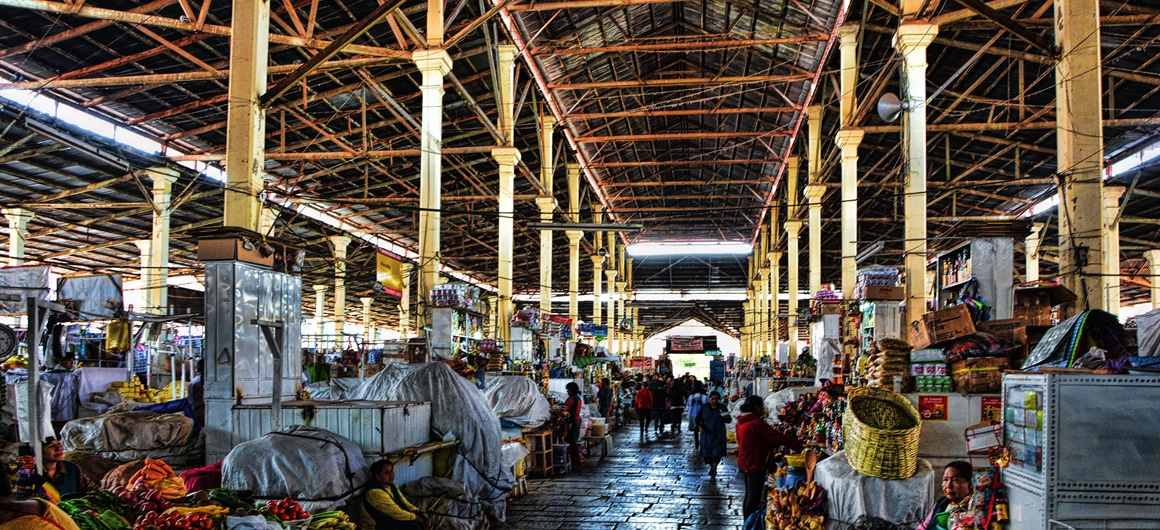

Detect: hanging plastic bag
106,319,131,353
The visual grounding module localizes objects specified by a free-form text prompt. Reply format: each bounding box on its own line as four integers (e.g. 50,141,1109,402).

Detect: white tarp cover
484,376,550,428
1137,308,1160,357
10,381,55,442
347,362,513,523
400,477,487,530
813,451,935,528
222,425,368,513
60,411,192,463
765,387,820,420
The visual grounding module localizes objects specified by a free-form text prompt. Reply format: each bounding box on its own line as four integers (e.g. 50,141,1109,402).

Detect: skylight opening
627,242,753,257
0,88,220,181
1022,139,1160,218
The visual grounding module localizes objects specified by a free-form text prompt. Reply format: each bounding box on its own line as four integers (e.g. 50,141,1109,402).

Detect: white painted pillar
223,0,269,231
741,300,752,360
413,49,453,331
4,208,34,266
330,235,351,340
147,168,180,314
895,22,938,339
616,280,627,352
258,207,279,236
313,284,328,342
592,205,604,324
769,251,782,357
132,240,157,313
538,114,557,314
1025,223,1043,282
605,269,618,351
1147,249,1160,309
567,231,582,323
785,220,803,361
1103,186,1126,314
494,148,520,348
753,278,765,360
837,131,864,299
361,297,374,345
1055,0,1106,314
837,25,861,298
805,184,827,295
400,264,412,337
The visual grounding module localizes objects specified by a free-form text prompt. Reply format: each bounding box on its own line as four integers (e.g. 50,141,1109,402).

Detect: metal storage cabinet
1001,373,1160,530
233,400,432,457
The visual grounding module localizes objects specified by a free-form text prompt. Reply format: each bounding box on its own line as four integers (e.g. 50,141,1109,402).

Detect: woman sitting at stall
0,472,79,530
360,460,428,530
917,461,973,530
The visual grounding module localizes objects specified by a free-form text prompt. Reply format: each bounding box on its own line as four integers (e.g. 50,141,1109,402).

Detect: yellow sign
376,252,404,297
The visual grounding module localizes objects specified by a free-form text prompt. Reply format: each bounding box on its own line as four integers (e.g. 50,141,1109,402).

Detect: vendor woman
917,461,973,530
360,460,428,530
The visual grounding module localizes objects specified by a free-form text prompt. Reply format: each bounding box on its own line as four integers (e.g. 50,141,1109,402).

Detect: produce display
765,481,827,530
55,485,358,530
776,391,845,453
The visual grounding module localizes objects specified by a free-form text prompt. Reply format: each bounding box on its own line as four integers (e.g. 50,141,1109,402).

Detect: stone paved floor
499,421,746,529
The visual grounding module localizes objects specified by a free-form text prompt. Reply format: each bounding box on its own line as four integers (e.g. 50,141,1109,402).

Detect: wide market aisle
500,426,746,530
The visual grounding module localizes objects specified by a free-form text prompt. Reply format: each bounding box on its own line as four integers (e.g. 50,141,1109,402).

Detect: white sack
401,477,488,530
60,411,192,463
483,376,550,428
1137,308,1160,357
12,381,56,443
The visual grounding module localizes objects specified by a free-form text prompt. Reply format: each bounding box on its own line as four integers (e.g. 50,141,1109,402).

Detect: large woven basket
843,387,922,480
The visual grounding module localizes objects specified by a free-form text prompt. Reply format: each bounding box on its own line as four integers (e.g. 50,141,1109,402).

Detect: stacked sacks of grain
864,339,912,390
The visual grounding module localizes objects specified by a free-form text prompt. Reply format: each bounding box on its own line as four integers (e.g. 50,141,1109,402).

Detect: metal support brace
251,319,285,432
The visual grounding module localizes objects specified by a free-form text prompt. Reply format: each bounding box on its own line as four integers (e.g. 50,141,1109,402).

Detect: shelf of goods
858,301,901,357
430,306,486,360
932,239,1014,318
233,400,434,484
1001,373,1160,530
523,428,553,477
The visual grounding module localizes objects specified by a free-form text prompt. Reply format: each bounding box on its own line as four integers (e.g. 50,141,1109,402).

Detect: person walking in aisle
650,376,669,436
735,395,803,520
686,382,709,449
596,378,613,419
695,391,731,477
564,382,585,468
634,381,654,441
668,376,687,435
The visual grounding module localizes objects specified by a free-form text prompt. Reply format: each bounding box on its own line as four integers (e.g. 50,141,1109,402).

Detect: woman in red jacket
735,395,804,520
634,383,654,441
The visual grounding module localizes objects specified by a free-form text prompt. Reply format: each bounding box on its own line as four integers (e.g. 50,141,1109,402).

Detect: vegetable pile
133,510,214,530
765,481,827,530
307,511,355,530
262,497,310,521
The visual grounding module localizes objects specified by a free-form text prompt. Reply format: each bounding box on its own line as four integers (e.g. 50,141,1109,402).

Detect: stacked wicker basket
842,387,922,480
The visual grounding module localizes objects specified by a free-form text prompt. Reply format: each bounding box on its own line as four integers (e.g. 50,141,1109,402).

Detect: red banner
669,337,704,352
543,313,573,325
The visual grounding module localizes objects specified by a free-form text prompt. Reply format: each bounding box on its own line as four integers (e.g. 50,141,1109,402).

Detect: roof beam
0,0,410,58
547,75,812,90
856,117,1160,133
576,131,789,142
569,106,798,119
953,0,1057,56
261,0,407,105
507,0,675,11
532,37,828,55
588,158,780,167
931,0,1034,25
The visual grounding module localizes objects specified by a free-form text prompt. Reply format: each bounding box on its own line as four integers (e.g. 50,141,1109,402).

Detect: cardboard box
197,238,274,267
819,303,842,315
979,318,1029,367
1013,283,1077,326
910,318,933,350
863,285,905,301
923,304,977,345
